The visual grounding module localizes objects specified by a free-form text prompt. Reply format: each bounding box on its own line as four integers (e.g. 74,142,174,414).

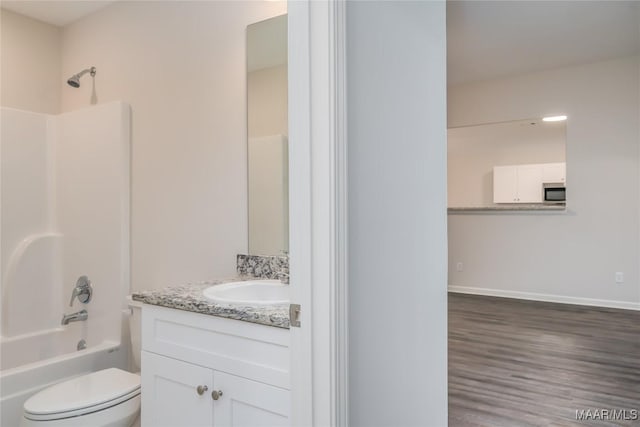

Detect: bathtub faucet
61,309,88,325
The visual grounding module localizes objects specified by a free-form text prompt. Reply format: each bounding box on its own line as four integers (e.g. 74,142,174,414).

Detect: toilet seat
23,368,140,422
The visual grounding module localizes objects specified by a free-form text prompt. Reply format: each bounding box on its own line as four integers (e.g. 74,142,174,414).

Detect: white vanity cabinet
140,304,290,427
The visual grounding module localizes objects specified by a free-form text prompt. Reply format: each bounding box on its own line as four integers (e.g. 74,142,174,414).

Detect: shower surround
0,102,131,426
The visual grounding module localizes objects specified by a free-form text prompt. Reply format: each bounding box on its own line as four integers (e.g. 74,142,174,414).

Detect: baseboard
448,285,640,311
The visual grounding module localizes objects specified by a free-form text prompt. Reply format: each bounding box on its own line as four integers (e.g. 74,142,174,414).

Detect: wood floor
448,293,640,427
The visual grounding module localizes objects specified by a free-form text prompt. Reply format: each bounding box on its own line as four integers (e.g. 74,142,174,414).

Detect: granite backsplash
237,254,289,280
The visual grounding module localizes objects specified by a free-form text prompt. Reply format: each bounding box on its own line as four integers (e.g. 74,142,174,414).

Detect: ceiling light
542,115,567,122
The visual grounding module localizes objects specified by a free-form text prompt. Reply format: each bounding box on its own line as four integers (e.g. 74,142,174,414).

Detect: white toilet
21,298,143,427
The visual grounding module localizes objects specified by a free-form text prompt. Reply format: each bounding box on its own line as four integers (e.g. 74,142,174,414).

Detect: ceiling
2,1,638,83
447,1,640,85
0,1,115,27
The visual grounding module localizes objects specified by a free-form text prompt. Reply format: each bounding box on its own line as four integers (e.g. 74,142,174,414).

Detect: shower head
67,67,96,88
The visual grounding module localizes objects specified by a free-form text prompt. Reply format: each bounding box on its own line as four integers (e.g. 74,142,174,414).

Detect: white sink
203,280,289,306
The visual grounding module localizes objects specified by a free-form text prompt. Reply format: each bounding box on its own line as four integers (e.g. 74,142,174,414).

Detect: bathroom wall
448,121,566,207
448,55,640,308
0,9,61,114
59,1,287,290
347,1,448,426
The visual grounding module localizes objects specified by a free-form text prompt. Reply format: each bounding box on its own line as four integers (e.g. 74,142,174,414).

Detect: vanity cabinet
140,304,290,427
142,352,213,427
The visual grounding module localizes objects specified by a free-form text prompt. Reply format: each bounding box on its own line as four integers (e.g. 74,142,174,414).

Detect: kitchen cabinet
140,304,290,427
541,162,566,183
493,162,565,204
493,164,543,203
492,166,518,204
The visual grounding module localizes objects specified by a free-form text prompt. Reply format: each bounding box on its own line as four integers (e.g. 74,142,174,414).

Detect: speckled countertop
448,204,566,212
131,277,290,329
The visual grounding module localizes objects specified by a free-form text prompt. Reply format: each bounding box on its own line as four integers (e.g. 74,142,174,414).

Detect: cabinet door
517,164,543,203
541,162,566,183
493,166,518,203
212,371,289,427
142,351,213,427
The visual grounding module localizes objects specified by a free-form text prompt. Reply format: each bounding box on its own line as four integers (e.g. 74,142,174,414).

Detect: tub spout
61,309,88,325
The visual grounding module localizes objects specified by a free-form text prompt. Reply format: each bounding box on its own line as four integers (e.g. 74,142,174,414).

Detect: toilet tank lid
24,368,140,415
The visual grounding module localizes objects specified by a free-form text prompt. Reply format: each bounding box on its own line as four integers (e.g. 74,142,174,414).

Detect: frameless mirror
247,14,288,255
448,118,567,208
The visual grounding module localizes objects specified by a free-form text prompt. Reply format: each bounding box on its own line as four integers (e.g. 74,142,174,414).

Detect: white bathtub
0,328,127,427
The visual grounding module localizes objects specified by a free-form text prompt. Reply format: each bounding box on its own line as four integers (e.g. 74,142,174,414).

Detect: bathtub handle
70,276,93,306
196,385,208,396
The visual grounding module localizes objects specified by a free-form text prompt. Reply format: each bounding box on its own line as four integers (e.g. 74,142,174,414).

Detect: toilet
21,298,143,427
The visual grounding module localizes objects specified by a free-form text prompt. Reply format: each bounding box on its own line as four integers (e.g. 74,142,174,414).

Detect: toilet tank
126,296,143,372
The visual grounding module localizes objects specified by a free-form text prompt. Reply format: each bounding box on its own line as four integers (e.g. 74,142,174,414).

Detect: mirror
448,118,567,208
247,14,288,255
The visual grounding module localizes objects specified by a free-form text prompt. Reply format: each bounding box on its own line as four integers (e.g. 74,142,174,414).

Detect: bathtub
0,327,127,427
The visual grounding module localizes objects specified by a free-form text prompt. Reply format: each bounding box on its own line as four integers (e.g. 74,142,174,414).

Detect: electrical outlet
615,272,624,284
456,262,463,272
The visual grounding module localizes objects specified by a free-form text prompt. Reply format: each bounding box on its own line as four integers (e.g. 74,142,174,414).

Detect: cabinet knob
196,385,208,395
211,390,224,401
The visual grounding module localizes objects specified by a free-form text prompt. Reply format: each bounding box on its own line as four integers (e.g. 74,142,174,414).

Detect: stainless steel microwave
544,185,566,203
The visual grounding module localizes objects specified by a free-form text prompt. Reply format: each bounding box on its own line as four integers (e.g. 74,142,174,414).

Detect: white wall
59,1,287,291
448,120,566,207
0,9,61,114
448,56,640,307
347,1,448,426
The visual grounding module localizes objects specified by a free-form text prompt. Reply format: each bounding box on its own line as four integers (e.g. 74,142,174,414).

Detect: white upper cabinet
516,164,544,203
541,162,566,183
492,166,519,203
493,162,565,204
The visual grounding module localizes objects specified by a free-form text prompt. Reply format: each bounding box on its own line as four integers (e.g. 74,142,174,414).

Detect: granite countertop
448,204,566,212
131,277,290,329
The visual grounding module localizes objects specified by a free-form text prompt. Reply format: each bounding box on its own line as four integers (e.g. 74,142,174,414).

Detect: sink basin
203,280,289,306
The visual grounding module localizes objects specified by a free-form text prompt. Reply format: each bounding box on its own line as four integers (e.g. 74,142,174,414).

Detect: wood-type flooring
449,293,640,427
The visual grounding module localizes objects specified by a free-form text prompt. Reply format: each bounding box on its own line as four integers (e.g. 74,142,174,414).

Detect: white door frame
288,1,348,425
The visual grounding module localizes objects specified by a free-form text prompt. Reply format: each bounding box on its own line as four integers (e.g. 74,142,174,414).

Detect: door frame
288,0,348,425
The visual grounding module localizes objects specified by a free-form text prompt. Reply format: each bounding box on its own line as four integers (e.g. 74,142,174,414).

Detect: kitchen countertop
448,204,566,212
131,277,290,329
